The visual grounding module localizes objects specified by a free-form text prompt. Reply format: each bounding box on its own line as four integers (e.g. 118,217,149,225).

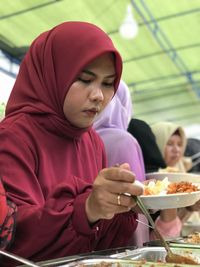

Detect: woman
0,22,143,263
128,118,166,173
151,121,187,172
151,121,188,238
94,80,145,181
94,80,149,247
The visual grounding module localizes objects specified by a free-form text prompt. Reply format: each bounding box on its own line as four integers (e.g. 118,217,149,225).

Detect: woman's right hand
85,163,143,223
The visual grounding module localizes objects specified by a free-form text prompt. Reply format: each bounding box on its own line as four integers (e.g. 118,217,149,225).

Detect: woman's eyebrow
82,69,116,78
82,70,95,76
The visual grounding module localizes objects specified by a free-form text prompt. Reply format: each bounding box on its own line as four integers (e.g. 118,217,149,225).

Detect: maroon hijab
4,21,122,138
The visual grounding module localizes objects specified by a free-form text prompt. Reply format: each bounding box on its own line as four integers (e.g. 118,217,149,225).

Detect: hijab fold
4,22,122,139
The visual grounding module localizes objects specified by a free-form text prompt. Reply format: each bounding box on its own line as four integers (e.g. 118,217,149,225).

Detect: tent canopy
0,0,200,127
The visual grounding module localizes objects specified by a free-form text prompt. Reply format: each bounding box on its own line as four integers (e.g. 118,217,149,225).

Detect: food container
66,257,200,267
144,237,200,249
18,247,200,266
110,246,200,263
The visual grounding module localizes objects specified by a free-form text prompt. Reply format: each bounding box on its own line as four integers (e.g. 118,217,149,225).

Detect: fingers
100,165,135,183
86,165,144,223
97,166,143,196
118,163,131,171
115,193,136,208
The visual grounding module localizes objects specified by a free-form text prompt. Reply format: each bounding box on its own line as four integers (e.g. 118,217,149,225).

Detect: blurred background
0,0,200,138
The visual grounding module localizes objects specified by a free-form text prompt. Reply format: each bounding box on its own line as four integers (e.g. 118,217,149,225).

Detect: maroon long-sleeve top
0,21,137,263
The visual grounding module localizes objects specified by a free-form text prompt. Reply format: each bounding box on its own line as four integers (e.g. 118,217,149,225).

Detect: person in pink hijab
94,80,145,183
93,80,149,247
0,22,143,264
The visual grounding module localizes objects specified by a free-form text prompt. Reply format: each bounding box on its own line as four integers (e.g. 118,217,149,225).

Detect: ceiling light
119,4,139,39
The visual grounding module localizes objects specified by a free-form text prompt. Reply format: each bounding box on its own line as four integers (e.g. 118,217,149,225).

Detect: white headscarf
151,121,187,172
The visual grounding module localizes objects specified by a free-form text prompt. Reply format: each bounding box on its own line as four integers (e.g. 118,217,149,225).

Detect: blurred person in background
185,138,200,173
151,121,200,235
151,121,191,173
129,119,181,239
128,118,166,173
94,80,149,247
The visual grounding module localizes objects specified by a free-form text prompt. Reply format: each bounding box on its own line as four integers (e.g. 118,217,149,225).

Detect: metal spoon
133,196,198,265
0,249,40,267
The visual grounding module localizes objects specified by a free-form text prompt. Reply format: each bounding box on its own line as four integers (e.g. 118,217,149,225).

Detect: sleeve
0,130,138,260
150,216,182,240
0,179,17,249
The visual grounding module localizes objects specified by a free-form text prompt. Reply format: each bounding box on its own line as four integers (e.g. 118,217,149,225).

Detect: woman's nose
173,145,181,153
89,87,104,102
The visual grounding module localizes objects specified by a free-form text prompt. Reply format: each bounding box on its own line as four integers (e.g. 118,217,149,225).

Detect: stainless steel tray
110,247,200,264
18,247,200,266
144,239,200,249
62,257,200,267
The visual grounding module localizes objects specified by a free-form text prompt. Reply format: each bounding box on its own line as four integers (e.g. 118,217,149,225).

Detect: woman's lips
84,108,99,117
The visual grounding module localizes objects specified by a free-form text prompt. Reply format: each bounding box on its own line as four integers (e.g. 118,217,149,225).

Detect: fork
133,195,174,256
133,195,199,264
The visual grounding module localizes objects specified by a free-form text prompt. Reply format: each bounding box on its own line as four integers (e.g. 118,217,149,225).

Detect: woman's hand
86,163,143,223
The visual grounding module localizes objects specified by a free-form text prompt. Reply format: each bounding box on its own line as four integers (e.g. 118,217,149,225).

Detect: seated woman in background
151,121,189,173
185,138,200,173
0,179,16,249
151,121,200,235
93,80,149,247
128,119,182,239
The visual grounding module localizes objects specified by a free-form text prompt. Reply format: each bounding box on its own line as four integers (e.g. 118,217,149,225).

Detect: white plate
139,191,200,210
146,172,200,183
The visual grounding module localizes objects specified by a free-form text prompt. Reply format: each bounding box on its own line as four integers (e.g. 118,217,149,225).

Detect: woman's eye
77,77,91,84
103,81,114,87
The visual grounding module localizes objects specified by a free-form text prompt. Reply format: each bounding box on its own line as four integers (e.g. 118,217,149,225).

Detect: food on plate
166,253,199,265
167,181,199,194
186,232,200,244
144,177,170,195
144,178,200,196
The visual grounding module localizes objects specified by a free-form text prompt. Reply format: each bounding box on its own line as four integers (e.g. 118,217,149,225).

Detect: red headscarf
5,21,122,138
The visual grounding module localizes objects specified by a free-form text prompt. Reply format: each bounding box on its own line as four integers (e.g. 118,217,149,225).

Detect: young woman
0,21,143,263
128,118,166,173
151,121,189,238
151,121,187,172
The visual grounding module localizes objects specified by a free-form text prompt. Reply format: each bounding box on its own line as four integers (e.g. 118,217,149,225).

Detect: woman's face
164,133,184,166
63,53,116,128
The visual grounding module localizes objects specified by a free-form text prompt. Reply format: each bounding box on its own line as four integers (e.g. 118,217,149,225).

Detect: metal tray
111,246,200,260
144,238,200,249
62,257,200,267
110,247,200,264
17,246,137,267
65,257,200,267
18,247,200,266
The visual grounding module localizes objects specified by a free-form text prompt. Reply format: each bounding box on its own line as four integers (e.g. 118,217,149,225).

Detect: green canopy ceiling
0,0,200,127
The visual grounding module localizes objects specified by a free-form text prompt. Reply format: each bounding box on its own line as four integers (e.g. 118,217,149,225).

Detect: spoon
134,196,198,265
